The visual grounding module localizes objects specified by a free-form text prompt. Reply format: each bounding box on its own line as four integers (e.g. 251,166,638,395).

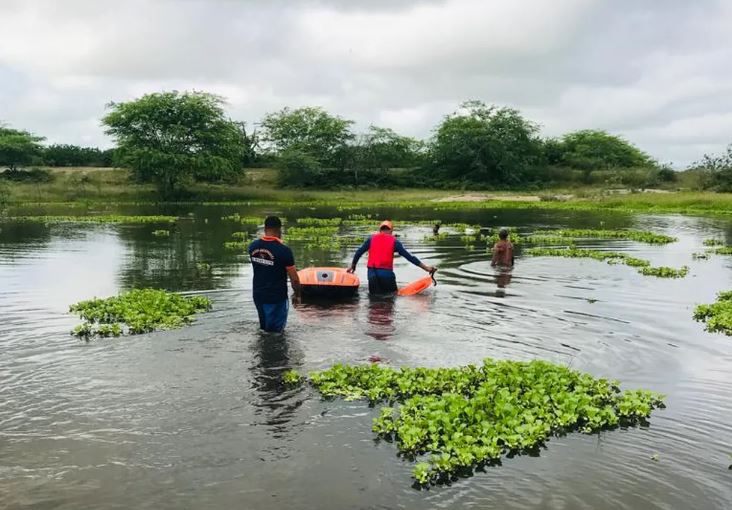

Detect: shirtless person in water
491,227,514,268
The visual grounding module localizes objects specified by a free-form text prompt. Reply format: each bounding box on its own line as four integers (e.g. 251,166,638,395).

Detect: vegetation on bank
3,168,732,218
69,289,211,339
694,291,732,336
299,359,664,486
3,89,732,195
0,214,177,224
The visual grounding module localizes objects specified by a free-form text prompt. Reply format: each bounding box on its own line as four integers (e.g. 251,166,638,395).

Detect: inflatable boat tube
298,267,360,299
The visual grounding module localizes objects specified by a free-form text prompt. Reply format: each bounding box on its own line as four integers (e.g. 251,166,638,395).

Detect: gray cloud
0,0,730,166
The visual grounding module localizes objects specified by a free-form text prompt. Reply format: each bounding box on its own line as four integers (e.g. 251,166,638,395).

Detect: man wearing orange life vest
347,220,436,294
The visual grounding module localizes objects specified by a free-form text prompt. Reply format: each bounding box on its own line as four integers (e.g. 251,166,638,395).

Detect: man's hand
346,265,356,274
421,263,437,274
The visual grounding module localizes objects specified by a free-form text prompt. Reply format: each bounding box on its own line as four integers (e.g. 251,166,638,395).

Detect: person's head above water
379,220,393,234
264,216,282,238
499,227,509,240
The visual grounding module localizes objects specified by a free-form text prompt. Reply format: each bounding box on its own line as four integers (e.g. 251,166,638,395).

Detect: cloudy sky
1,0,731,166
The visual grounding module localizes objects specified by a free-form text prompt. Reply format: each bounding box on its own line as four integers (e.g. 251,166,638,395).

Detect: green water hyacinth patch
525,247,688,278
694,291,732,336
223,241,247,251
221,213,262,224
712,247,732,255
69,289,211,339
2,215,177,224
703,239,725,246
638,265,689,278
306,360,664,486
152,229,170,237
532,229,676,244
297,217,343,226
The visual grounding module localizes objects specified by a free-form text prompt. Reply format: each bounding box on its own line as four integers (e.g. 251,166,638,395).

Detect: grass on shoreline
3,167,732,217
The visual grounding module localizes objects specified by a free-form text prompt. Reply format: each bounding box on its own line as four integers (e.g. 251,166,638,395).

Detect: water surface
2,205,732,509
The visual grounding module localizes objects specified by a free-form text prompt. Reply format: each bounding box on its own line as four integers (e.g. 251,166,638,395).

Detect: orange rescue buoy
397,271,437,296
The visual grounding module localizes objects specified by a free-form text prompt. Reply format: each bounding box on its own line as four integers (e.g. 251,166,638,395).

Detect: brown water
2,205,732,509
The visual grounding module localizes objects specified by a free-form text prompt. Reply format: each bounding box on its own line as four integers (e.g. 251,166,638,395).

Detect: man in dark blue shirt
248,216,300,332
348,220,436,294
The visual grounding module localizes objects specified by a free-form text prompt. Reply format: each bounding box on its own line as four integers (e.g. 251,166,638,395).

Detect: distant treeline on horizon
1,90,731,194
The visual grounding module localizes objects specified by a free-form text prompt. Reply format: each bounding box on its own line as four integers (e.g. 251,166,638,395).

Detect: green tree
548,130,653,170
430,101,542,185
276,148,322,187
692,143,732,191
43,144,109,167
102,91,246,196
260,107,354,168
356,126,424,170
0,126,45,172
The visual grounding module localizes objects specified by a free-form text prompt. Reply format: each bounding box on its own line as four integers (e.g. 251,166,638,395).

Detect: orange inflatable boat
298,267,360,299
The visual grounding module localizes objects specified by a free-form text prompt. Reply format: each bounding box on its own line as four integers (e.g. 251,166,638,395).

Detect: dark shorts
254,299,289,332
367,268,397,295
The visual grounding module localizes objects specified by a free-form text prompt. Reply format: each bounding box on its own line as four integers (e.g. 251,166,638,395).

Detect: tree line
1,90,731,195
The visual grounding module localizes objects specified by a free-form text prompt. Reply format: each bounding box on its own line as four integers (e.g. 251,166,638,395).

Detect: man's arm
491,244,499,267
348,237,371,272
284,247,300,294
286,266,301,294
395,240,436,273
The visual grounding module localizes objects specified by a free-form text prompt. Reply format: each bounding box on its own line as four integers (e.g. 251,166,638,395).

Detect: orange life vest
367,232,396,270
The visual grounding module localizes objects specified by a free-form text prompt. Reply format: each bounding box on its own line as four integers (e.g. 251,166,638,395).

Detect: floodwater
2,204,732,510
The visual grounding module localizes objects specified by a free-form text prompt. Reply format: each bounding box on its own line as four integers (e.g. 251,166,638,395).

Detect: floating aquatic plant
221,213,262,224
531,229,676,244
703,239,725,247
152,229,170,237
521,235,575,245
1,215,177,224
297,217,343,226
712,247,732,255
482,231,521,245
282,369,303,385
69,289,212,339
304,359,664,486
525,247,687,278
231,231,250,240
639,265,689,278
223,241,248,251
694,290,732,336
195,262,212,273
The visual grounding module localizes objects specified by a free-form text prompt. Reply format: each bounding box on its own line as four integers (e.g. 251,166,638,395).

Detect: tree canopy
693,143,732,191
43,144,115,167
546,130,654,170
355,126,424,171
102,91,246,196
0,126,45,171
430,101,543,185
260,107,354,168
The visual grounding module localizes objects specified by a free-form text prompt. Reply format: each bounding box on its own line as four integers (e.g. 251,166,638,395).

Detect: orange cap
379,220,393,231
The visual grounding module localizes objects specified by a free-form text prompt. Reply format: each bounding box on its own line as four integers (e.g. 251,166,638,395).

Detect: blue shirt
248,237,295,303
351,235,422,270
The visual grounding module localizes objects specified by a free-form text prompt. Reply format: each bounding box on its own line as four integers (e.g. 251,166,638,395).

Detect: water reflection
251,333,302,437
365,296,396,341
494,268,513,298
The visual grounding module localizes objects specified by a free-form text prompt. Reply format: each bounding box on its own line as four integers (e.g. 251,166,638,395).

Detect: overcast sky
1,0,731,166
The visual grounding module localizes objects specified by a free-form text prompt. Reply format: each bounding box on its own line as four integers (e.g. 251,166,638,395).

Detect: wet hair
499,227,509,240
264,216,282,229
